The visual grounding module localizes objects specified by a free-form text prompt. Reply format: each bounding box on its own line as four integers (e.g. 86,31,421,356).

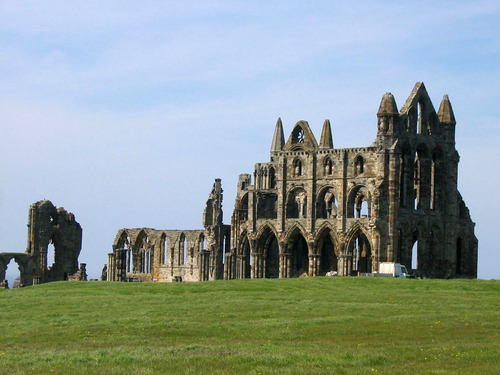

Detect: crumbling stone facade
107,83,477,281
107,180,230,282
0,200,85,288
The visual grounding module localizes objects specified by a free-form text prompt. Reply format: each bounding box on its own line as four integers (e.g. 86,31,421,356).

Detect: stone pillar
199,250,210,281
309,255,320,276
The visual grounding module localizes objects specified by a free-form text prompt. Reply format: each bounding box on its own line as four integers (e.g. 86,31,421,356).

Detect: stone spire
319,119,333,149
437,95,456,125
377,92,398,115
270,117,285,152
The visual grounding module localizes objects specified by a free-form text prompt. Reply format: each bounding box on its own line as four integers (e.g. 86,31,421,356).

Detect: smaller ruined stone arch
0,253,37,287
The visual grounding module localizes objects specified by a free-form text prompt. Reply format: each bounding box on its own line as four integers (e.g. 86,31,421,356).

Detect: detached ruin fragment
0,200,85,287
106,82,477,282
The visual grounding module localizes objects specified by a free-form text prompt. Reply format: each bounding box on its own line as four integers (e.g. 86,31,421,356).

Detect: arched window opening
456,238,462,274
257,193,278,219
400,145,412,208
290,233,308,277
287,189,307,218
411,233,419,271
354,156,364,176
347,186,370,218
143,247,152,273
417,102,424,134
47,240,56,271
358,199,369,218
350,233,371,275
293,159,303,177
319,233,337,275
198,234,205,253
238,194,249,222
414,154,421,210
178,234,187,265
5,259,21,289
292,126,305,144
269,167,276,189
326,191,337,218
324,157,333,175
242,237,251,279
161,235,168,265
317,188,337,219
265,236,280,279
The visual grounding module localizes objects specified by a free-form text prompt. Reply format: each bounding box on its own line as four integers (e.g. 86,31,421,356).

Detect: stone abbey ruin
0,200,86,288
106,82,478,282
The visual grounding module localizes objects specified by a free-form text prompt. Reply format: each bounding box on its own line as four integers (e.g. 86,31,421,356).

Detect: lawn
0,277,498,374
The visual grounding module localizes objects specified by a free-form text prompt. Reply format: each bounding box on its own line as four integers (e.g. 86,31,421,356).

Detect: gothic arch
237,232,251,279
345,224,373,275
316,185,338,219
315,225,340,275
354,155,364,175
323,156,334,176
292,157,303,177
255,225,280,278
285,226,309,277
346,185,371,218
286,187,307,219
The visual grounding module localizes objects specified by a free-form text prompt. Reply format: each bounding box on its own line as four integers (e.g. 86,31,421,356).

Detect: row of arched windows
400,144,443,210
117,232,208,274
291,155,365,178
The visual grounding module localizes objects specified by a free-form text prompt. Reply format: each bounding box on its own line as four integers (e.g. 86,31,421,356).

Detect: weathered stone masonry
0,200,86,287
107,82,477,281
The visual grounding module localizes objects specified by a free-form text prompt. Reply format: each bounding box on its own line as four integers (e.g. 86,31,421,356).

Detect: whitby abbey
105,82,478,282
0,82,478,288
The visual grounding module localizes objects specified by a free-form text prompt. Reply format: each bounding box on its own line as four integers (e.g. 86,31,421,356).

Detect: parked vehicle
376,262,412,278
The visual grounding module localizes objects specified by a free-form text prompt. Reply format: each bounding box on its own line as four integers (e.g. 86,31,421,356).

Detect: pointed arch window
324,157,333,175
269,167,276,189
354,155,364,176
179,234,187,265
414,154,421,210
161,235,168,265
293,158,303,177
292,126,305,144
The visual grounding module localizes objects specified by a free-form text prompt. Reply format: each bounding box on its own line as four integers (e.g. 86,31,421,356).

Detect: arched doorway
288,228,309,277
348,230,372,275
4,258,21,288
317,229,337,275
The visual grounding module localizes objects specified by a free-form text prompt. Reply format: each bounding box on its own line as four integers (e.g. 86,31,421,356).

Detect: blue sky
1,1,499,281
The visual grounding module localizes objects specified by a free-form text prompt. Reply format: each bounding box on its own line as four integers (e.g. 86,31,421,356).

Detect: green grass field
0,278,498,375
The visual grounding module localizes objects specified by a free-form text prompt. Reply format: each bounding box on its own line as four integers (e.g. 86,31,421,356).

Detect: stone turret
376,92,400,143
438,94,456,142
319,119,333,149
270,117,285,154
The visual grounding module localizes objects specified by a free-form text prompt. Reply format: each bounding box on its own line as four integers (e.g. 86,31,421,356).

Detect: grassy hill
0,278,498,374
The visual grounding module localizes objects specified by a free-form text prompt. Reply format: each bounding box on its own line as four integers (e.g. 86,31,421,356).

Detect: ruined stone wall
106,83,477,282
0,200,84,287
228,82,477,280
107,180,230,282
